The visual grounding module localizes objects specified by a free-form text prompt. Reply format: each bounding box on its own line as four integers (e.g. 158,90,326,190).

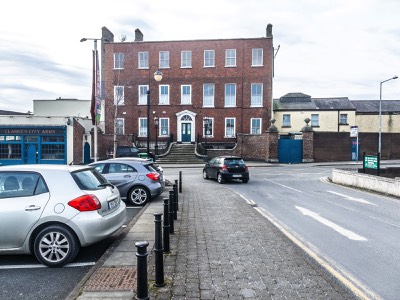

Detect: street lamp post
146,67,163,158
378,76,398,157
80,37,104,162
154,116,159,158
204,118,211,158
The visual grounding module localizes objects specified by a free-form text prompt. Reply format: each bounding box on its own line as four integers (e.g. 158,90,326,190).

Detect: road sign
350,126,358,137
364,155,378,169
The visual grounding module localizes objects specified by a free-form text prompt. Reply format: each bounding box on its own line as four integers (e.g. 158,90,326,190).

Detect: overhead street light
147,67,163,158
378,75,398,157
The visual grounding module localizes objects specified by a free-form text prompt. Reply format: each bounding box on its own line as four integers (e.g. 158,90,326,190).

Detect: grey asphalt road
163,165,400,300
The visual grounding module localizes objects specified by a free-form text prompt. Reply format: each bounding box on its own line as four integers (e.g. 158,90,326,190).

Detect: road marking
295,206,367,241
263,178,303,193
254,207,379,300
327,191,377,206
0,262,96,270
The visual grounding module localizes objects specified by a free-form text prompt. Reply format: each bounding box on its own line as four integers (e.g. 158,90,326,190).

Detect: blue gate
278,137,303,163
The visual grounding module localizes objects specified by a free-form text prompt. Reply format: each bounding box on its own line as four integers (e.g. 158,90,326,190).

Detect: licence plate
108,199,118,210
232,174,242,178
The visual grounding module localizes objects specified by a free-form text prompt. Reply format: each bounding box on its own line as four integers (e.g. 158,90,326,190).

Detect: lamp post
204,118,211,158
80,37,103,162
147,67,163,157
154,116,159,158
378,75,398,157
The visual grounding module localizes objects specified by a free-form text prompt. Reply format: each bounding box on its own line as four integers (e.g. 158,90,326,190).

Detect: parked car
106,146,140,158
89,158,165,206
0,164,126,267
106,157,164,181
203,156,249,184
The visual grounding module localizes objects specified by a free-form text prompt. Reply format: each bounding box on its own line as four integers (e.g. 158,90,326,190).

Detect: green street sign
364,155,378,169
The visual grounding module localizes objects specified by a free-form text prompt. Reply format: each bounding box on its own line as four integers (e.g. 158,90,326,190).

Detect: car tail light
146,172,160,181
221,165,228,171
245,166,249,172
68,195,101,211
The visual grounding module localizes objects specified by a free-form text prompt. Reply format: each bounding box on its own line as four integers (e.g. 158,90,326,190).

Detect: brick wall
102,37,273,146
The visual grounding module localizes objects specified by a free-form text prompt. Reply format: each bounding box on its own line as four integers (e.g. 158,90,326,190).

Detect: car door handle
124,175,131,178
25,205,41,211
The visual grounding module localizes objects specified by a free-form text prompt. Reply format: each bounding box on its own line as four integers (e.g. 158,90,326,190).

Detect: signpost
350,126,359,161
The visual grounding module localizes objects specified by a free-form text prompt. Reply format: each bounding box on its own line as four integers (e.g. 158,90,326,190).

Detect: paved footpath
147,180,356,300
70,172,358,300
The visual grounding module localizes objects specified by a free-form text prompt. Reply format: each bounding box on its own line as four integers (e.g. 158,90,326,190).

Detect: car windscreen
71,168,109,190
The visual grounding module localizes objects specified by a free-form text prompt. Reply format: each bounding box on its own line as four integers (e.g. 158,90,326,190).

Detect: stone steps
156,144,204,164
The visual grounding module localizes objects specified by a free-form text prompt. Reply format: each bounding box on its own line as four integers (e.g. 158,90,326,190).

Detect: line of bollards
135,175,182,299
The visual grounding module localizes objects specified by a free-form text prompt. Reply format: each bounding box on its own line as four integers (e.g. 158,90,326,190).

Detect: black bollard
175,180,179,211
169,190,175,234
154,213,165,287
179,171,182,193
136,241,149,300
163,198,170,253
173,183,178,219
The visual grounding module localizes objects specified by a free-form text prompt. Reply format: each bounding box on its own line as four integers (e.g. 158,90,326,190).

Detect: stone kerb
332,169,400,198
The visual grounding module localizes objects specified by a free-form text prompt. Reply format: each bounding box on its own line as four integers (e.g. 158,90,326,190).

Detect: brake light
68,195,101,211
245,166,249,172
221,165,228,171
146,172,160,181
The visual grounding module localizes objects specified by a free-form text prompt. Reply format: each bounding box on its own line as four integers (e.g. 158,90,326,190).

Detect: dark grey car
90,159,165,206
203,156,249,184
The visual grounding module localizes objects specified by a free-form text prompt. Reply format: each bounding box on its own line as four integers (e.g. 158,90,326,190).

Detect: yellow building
352,100,400,133
273,93,356,134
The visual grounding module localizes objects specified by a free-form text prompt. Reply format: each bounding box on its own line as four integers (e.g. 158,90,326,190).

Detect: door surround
176,110,197,143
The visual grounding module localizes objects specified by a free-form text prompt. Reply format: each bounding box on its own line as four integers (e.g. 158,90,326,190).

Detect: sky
1,0,399,113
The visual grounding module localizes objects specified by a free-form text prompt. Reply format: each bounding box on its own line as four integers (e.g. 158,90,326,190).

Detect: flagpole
93,40,98,162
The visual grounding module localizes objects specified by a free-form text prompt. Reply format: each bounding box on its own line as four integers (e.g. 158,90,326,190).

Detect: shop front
0,126,67,165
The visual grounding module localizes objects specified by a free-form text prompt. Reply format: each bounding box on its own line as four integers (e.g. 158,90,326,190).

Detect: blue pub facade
0,126,67,165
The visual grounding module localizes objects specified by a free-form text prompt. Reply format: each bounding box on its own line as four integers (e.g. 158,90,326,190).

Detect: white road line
0,262,96,270
263,178,303,193
295,206,367,241
235,191,256,205
327,191,377,206
254,207,379,300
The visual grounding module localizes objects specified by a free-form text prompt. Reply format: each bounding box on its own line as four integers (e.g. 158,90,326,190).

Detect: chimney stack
266,24,273,38
135,28,143,41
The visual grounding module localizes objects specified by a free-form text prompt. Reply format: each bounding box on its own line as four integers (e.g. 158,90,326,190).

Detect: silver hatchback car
90,158,165,206
0,164,126,267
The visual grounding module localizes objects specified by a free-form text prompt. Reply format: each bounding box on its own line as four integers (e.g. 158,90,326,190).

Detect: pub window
0,144,21,159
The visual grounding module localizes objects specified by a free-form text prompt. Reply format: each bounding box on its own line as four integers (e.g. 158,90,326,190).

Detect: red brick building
100,25,274,155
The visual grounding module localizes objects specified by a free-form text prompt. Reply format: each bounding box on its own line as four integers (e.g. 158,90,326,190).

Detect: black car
203,156,249,184
106,146,140,158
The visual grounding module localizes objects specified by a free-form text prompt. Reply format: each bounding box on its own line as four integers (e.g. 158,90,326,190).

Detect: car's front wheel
33,225,80,268
128,186,150,206
203,169,209,179
217,173,224,184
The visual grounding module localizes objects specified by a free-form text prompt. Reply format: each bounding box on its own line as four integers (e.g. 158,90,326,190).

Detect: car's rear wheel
203,170,209,179
242,178,249,183
33,225,79,268
128,186,150,206
217,173,224,184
